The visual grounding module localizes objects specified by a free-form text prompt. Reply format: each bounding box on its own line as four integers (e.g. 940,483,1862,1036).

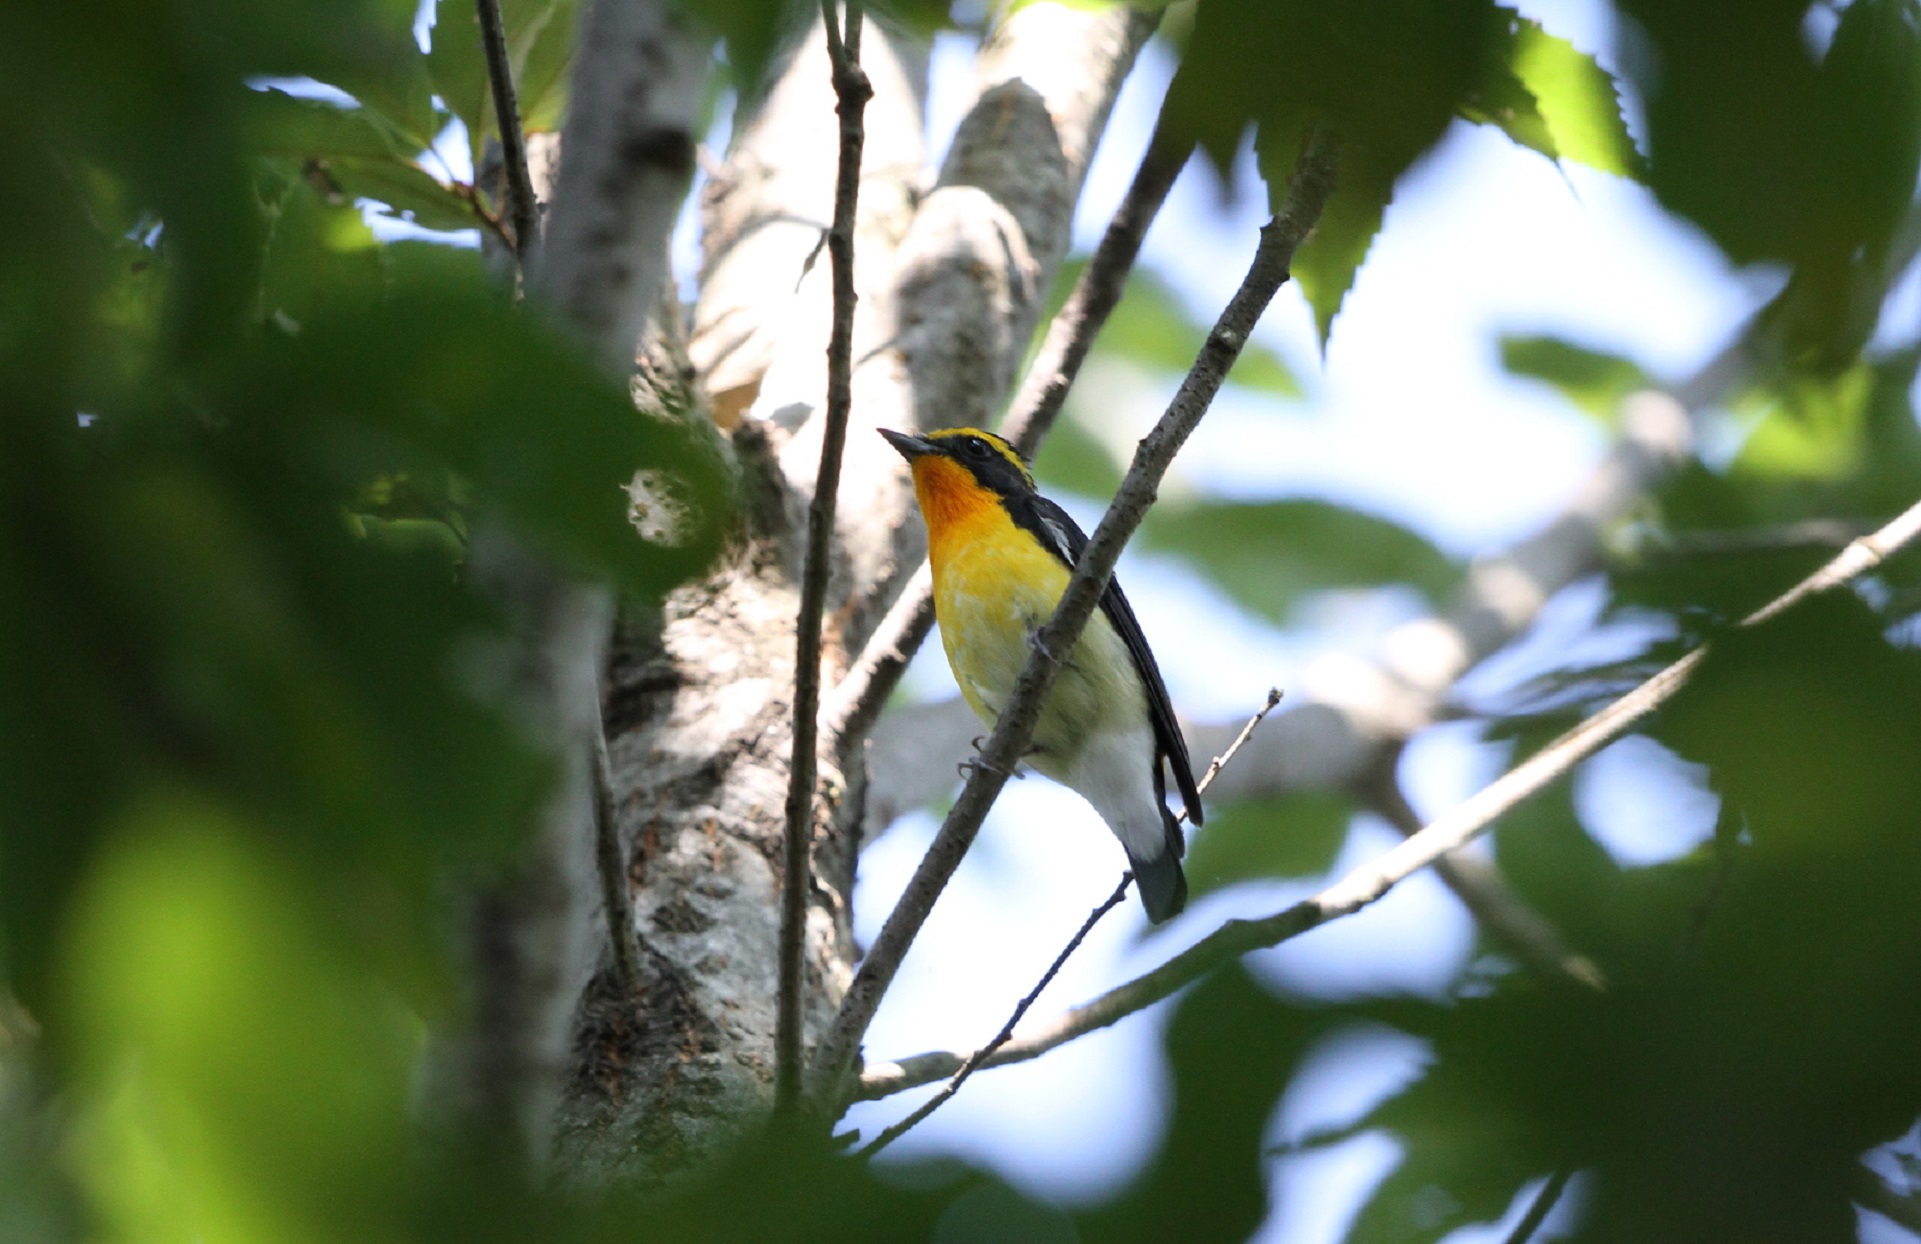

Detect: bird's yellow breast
911,457,1145,770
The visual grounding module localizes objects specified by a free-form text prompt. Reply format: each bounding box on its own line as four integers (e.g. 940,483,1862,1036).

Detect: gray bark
435,0,711,1174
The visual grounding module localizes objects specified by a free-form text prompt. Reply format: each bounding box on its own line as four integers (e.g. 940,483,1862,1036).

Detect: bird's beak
879,427,936,460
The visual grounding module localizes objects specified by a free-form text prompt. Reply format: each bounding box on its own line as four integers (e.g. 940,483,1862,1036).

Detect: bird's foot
957,747,1024,782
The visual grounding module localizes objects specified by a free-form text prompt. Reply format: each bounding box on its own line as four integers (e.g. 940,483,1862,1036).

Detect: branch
809,128,1344,1106
777,0,871,1119
1504,1168,1575,1244
592,722,640,999
476,0,539,272
855,495,1921,1100
820,101,1193,749
1362,767,1605,990
855,688,1281,1153
530,0,704,371
1637,518,1873,559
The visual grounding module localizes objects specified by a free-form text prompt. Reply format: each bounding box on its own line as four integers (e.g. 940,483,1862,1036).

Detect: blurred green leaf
245,88,414,160
1079,967,1322,1244
428,0,491,172
1142,498,1459,622
1731,361,1873,481
517,0,582,133
1031,402,1126,499
1490,782,1629,963
315,156,481,233
259,175,387,328
67,802,418,1244
1186,792,1352,894
688,0,789,101
1499,334,1651,426
1619,0,1921,275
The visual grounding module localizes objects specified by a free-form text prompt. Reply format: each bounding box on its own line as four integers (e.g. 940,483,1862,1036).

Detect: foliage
0,0,728,1237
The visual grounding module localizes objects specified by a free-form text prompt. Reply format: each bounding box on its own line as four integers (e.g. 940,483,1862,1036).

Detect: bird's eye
964,438,992,460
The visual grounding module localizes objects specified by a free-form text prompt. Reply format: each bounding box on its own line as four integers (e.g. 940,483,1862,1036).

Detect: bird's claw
958,752,1024,782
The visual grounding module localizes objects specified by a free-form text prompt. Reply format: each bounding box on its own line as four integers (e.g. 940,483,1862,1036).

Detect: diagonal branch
476,0,539,271
808,126,1344,1107
1504,1168,1576,1244
1360,763,1605,989
855,495,1921,1100
820,105,1193,749
776,0,871,1119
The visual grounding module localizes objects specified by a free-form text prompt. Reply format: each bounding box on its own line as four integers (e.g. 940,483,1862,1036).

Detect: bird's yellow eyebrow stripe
924,427,1033,487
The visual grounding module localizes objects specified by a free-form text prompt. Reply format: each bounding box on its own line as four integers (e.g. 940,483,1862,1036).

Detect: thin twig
808,128,1344,1107
856,496,1921,1101
1186,687,1284,813
857,687,1283,1154
1504,1168,1575,1244
476,0,540,271
856,878,1129,1158
776,0,871,1121
1639,518,1873,559
592,722,641,999
819,109,1193,752
1365,769,1605,990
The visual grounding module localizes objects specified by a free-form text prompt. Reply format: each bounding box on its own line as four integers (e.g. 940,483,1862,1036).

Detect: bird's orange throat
910,456,1005,567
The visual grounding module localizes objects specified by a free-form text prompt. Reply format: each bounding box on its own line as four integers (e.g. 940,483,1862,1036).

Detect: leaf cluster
0,0,730,1234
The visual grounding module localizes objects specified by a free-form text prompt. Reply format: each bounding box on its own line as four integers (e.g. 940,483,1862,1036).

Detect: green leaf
1030,404,1125,499
1254,122,1396,347
294,0,442,148
245,88,412,160
1345,991,1576,1244
318,157,481,233
517,0,582,133
1460,49,1558,163
1732,361,1874,481
428,0,491,172
259,174,387,328
1172,0,1509,344
690,0,790,100
240,283,732,589
1462,11,1645,178
1186,792,1352,895
68,805,419,1242
1504,14,1645,178
1499,334,1651,426
1142,498,1459,623
1077,967,1323,1244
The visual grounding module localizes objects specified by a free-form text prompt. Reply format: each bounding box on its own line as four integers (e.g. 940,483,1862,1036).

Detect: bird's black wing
1007,493,1205,831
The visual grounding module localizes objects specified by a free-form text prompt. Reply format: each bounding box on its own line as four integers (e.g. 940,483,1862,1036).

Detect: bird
880,425,1203,923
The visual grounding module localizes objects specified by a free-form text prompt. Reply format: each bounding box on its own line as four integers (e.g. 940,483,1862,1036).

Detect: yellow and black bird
881,426,1203,923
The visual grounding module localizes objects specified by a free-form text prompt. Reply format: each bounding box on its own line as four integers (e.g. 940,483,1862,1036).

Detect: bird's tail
1129,805,1188,924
